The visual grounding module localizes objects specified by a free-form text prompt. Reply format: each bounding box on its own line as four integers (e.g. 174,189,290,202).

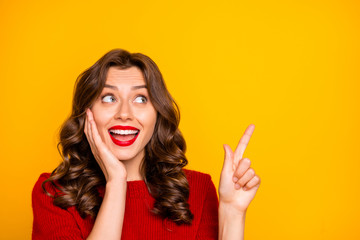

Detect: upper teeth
109,129,139,135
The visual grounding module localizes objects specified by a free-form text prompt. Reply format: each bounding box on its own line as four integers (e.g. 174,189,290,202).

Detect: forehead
106,66,145,85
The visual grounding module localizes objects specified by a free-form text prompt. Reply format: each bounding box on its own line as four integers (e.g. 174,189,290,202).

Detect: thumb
222,144,234,173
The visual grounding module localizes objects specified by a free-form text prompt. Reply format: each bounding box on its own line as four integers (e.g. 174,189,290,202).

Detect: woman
32,49,261,239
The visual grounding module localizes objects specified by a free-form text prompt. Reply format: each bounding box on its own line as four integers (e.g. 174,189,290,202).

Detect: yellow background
1,0,359,239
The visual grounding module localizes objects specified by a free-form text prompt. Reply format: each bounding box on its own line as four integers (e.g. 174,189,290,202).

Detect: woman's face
91,66,157,164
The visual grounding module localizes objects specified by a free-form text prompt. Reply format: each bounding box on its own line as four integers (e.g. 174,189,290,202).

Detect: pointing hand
218,124,261,213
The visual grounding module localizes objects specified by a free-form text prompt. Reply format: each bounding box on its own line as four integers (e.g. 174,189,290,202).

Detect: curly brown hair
42,49,194,225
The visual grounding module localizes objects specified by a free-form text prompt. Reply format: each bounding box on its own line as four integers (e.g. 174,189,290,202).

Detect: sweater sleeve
32,173,84,240
195,175,219,240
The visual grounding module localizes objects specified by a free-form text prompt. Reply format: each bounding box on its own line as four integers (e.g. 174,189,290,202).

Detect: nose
114,101,134,121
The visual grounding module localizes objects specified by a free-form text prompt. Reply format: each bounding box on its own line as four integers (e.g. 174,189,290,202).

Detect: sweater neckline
127,180,149,198
98,180,150,199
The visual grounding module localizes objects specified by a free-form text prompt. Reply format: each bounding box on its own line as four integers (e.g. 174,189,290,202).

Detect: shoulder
182,168,216,196
32,173,89,239
32,172,60,200
35,172,51,184
182,169,219,227
183,168,212,183
32,173,50,193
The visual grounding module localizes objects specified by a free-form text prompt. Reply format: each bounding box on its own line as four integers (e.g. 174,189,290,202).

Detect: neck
120,153,144,181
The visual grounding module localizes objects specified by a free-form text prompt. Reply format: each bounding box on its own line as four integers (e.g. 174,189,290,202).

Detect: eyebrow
104,84,147,90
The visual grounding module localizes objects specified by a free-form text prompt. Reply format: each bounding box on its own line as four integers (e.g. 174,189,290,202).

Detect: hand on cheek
84,108,127,182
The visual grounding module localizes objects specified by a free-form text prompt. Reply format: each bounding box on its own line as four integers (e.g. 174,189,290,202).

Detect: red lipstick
108,125,140,147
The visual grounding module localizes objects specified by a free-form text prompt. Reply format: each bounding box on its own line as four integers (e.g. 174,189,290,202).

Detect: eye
133,95,147,103
102,95,116,103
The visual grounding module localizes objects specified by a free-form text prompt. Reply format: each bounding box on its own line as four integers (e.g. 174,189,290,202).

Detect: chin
112,149,144,162
103,135,146,162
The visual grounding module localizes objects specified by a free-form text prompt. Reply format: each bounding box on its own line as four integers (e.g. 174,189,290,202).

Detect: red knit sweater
32,169,219,239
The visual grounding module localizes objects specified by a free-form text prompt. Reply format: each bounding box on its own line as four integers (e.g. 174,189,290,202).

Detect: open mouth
108,126,140,147
109,129,139,141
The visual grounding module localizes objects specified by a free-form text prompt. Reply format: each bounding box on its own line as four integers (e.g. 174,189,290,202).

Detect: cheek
147,110,157,128
91,110,112,139
137,109,157,132
147,112,158,139
96,122,107,137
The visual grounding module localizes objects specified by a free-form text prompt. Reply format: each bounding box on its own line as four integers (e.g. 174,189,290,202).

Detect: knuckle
238,179,245,186
248,168,255,176
255,175,261,183
236,170,244,179
235,166,242,175
234,173,241,180
239,175,250,185
243,158,251,165
253,175,260,184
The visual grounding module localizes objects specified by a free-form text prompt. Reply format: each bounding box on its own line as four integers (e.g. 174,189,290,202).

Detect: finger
87,108,94,122
85,109,95,146
232,158,251,182
87,108,101,146
234,124,255,166
222,144,234,173
84,113,88,135
86,109,108,175
88,111,105,149
237,167,255,187
243,175,261,191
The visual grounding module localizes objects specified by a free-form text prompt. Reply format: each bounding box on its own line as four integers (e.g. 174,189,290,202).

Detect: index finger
234,124,255,164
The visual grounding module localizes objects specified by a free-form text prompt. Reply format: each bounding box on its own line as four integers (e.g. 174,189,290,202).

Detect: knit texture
32,169,219,239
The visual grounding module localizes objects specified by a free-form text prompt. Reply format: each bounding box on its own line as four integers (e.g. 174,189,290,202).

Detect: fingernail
233,177,238,182
235,183,241,189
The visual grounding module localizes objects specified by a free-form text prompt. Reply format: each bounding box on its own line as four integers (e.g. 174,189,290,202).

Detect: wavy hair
42,49,193,225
